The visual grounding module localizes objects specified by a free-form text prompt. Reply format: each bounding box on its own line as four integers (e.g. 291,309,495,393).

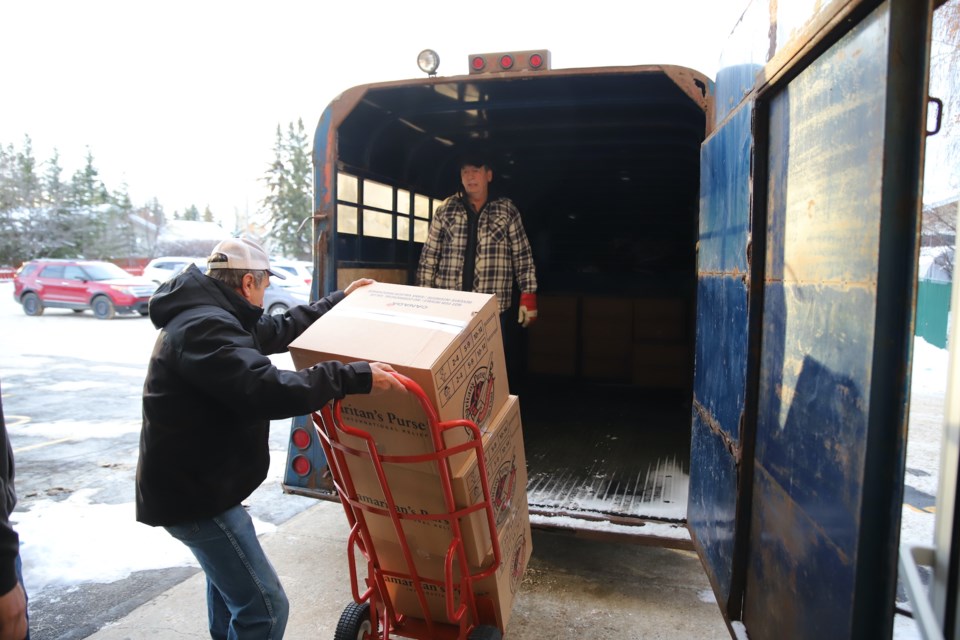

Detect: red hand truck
313,372,504,640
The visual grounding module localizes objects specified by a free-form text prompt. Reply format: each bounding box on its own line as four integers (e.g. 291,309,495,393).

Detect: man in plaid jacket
416,150,538,388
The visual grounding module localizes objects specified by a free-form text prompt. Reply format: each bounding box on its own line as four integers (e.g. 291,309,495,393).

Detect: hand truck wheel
467,624,502,640
334,601,377,640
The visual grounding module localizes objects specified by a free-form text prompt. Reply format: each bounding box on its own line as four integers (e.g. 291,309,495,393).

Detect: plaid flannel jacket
416,195,537,314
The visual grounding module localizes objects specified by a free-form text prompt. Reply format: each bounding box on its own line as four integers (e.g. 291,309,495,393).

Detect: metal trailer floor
518,381,693,530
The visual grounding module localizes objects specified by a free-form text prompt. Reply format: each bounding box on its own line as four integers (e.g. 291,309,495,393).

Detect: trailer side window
336,173,358,234
362,179,394,240
335,170,437,244
414,194,432,243
397,189,411,241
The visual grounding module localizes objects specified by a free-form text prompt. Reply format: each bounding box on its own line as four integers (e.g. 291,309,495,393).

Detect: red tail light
292,427,311,449
468,50,551,75
292,455,311,476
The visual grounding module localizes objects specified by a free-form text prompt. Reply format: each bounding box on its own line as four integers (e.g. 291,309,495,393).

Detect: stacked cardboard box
288,283,531,631
376,500,532,631
632,297,691,388
581,296,633,379
526,295,577,376
332,396,527,568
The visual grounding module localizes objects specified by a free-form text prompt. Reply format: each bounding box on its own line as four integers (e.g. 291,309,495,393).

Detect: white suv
143,257,207,285
268,259,314,288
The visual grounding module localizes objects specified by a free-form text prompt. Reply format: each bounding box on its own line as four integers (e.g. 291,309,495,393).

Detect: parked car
13,259,157,319
143,256,207,285
263,281,311,316
268,259,313,288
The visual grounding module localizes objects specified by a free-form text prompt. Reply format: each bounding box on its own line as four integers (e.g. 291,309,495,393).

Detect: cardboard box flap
333,283,492,322
289,283,498,368
334,307,467,335
291,314,457,368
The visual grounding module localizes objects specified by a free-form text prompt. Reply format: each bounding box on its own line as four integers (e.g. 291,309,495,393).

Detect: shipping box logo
509,533,527,594
462,354,496,426
491,457,518,525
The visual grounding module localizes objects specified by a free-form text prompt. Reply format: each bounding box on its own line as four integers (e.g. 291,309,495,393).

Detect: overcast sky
0,0,747,227
3,1,954,231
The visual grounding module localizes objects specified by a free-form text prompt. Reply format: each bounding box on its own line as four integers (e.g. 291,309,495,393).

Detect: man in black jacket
0,382,28,640
136,237,402,639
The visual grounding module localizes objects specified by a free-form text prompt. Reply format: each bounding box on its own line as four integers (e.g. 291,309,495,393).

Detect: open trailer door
689,0,933,637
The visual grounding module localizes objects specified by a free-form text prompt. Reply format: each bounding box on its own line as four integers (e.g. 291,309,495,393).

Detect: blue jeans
164,505,288,640
16,553,29,640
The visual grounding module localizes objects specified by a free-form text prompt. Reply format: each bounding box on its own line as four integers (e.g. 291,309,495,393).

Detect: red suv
13,259,158,319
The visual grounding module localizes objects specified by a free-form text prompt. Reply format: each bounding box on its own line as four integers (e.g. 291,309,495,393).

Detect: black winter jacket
136,265,371,526
0,381,20,595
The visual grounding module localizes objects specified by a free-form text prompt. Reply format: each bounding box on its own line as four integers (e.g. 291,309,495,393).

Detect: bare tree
925,0,960,200
923,200,956,276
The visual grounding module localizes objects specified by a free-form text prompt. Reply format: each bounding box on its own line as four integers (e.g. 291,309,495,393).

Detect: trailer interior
325,64,712,540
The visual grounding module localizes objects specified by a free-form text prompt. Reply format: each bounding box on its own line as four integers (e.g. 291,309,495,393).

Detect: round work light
417,49,440,76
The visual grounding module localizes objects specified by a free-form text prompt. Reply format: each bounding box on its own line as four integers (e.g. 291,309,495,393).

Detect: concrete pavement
85,500,730,639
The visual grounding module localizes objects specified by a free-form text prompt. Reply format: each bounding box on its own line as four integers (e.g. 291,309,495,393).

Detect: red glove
518,293,538,328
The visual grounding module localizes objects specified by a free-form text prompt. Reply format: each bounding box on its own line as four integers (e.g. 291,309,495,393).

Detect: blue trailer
282,0,947,636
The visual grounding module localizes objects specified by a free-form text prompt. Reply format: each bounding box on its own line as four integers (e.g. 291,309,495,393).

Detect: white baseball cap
206,237,287,279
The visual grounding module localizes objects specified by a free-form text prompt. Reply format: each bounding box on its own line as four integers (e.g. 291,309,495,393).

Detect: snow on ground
0,276,951,632
901,337,951,550
912,336,950,396
528,513,691,541
896,337,951,639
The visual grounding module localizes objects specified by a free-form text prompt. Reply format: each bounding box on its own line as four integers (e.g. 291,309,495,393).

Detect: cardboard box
582,354,632,380
633,298,687,342
527,295,578,376
581,296,633,357
631,344,692,388
289,283,509,462
377,500,532,632
339,396,528,567
581,297,634,379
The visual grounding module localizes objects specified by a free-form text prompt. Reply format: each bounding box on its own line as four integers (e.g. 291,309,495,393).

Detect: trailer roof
322,64,712,204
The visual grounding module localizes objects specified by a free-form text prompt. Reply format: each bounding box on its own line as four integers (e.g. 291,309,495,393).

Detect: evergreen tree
203,205,214,223
15,136,41,208
0,139,174,265
58,150,108,257
183,205,200,221
262,125,288,244
0,144,18,265
0,138,61,264
142,197,165,255
98,183,138,259
0,143,15,211
285,118,313,258
262,119,312,259
147,197,165,228
0,137,42,211
69,148,109,207
43,149,66,208
34,148,72,259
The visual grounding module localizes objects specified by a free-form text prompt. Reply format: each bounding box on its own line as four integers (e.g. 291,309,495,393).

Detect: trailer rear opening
286,60,713,541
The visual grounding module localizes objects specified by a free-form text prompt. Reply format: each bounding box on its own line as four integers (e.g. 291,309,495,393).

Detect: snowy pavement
0,281,950,638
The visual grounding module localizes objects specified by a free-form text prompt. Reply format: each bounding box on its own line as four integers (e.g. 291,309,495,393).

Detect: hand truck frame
315,372,505,640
